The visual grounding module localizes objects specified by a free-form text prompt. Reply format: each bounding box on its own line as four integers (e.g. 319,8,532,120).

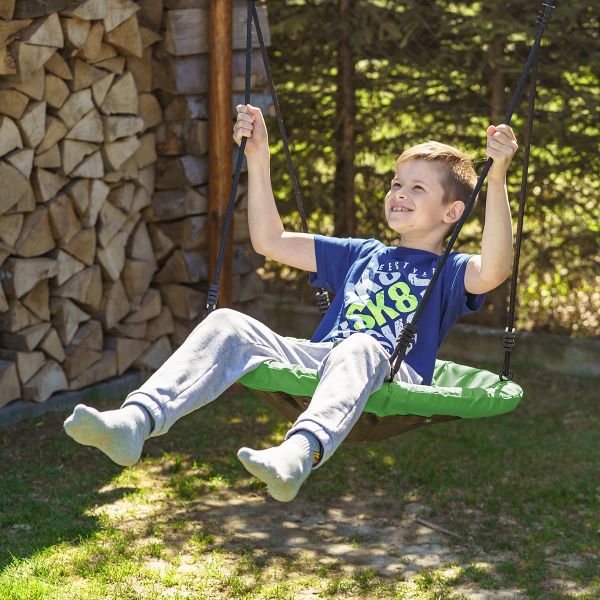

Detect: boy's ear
443,200,466,224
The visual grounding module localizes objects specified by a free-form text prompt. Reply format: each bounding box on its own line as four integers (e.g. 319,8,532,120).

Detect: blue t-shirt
309,235,485,385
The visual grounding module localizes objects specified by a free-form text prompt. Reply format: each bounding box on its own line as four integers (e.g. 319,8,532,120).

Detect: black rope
251,3,330,313
208,0,330,314
388,0,556,382
207,0,255,312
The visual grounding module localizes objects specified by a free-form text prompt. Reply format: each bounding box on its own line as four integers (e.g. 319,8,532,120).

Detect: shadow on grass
0,361,598,598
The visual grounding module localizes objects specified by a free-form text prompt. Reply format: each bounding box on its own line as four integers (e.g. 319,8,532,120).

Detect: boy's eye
414,185,424,191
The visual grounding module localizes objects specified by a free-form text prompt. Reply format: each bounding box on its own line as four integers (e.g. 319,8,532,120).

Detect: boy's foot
63,404,151,467
237,432,319,502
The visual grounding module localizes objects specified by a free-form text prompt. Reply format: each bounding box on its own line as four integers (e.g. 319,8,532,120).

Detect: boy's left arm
465,124,518,295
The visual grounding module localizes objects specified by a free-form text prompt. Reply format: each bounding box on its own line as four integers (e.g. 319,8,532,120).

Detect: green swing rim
239,359,523,419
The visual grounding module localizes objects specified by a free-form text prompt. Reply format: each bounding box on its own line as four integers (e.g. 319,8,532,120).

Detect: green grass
0,363,598,599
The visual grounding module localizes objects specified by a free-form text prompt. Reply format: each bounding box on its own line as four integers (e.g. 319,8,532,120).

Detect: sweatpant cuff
285,421,330,469
121,392,165,438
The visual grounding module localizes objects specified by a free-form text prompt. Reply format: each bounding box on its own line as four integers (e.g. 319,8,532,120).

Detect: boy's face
384,159,462,241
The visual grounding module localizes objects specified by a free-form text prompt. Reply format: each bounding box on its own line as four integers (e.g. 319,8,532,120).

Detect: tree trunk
333,0,356,238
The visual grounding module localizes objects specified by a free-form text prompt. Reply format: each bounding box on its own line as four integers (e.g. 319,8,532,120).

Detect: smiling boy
64,105,517,503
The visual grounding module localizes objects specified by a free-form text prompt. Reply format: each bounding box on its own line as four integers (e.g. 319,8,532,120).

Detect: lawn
0,363,598,599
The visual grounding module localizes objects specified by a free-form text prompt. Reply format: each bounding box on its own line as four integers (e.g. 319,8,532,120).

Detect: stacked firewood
0,0,271,409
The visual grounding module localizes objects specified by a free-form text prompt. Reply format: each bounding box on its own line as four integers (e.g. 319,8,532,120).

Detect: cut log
154,249,207,284
48,193,80,245
14,206,55,258
126,46,151,93
6,148,35,180
69,350,117,390
131,185,151,213
143,187,207,222
44,74,69,109
138,0,163,31
52,265,102,313
1,257,57,298
71,151,104,178
63,345,101,380
66,108,104,143
103,135,140,170
0,283,7,313
37,116,67,154
33,144,61,169
134,335,171,371
91,72,116,108
0,213,24,247
103,115,143,142
97,200,127,247
146,306,175,341
0,90,29,120
107,183,134,213
21,279,50,320
72,59,107,92
101,71,138,115
14,1,66,19
147,223,175,262
32,167,68,202
19,100,46,148
22,360,67,403
104,336,149,376
157,215,207,251
73,318,103,351
0,162,33,215
0,321,51,351
137,164,155,195
10,66,45,101
124,287,160,323
121,259,155,308
44,52,72,80
170,317,194,347
57,88,93,130
50,297,90,345
127,221,156,268
0,350,45,384
62,227,96,265
61,139,98,174
110,320,146,339
104,0,139,32
0,116,23,158
63,17,91,49
50,248,85,286
14,42,56,76
98,278,129,329
106,14,143,57
23,13,64,48
0,1,16,20
62,0,108,21
39,327,65,362
0,360,20,408
138,94,162,132
0,300,41,332
140,25,162,49
80,21,104,61
159,283,205,320
96,229,127,281
133,132,155,169
84,179,109,227
92,56,124,74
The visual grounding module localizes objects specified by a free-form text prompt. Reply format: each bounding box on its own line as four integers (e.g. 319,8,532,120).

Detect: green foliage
262,0,599,336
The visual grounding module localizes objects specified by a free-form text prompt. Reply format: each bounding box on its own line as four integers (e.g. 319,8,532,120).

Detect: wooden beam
208,0,233,308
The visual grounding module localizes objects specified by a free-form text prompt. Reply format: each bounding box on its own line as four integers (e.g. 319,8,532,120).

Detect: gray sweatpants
121,308,421,466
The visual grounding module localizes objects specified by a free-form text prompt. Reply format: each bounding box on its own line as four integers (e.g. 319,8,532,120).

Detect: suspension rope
388,0,556,381
208,0,330,314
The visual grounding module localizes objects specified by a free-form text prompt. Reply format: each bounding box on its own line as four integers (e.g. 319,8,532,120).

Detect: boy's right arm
234,104,317,273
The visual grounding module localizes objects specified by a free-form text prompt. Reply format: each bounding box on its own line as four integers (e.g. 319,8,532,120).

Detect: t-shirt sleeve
308,235,372,293
443,253,486,318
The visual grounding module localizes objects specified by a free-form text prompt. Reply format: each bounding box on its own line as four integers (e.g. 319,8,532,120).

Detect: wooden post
208,0,233,307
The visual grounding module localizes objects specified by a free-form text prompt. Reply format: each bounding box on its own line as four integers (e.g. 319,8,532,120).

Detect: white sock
63,403,152,467
237,431,321,502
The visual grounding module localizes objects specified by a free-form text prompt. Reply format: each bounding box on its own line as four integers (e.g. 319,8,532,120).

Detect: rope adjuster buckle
315,289,330,314
537,2,556,26
501,327,516,352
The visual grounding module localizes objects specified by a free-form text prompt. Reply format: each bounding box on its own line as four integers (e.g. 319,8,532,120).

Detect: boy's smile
384,159,464,253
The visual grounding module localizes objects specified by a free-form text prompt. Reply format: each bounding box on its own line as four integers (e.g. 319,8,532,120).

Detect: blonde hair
395,141,479,238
